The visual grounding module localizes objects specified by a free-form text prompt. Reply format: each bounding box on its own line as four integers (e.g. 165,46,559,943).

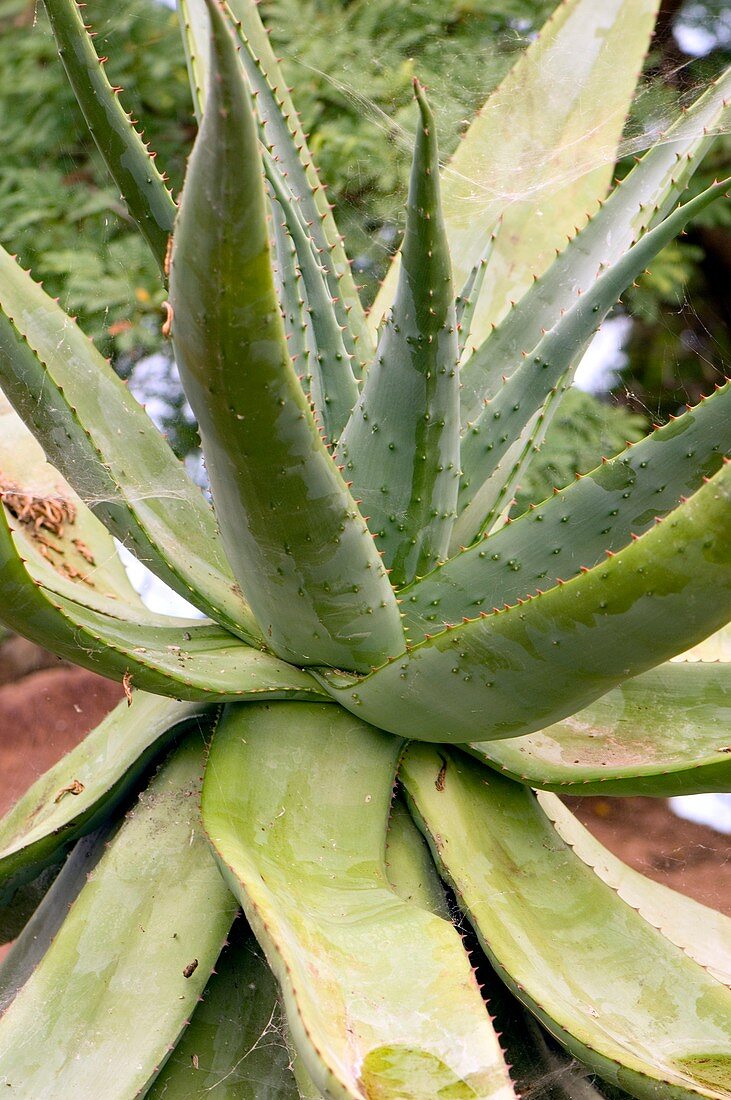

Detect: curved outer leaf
0,693,208,902
335,84,460,589
537,793,731,988
0,390,145,613
147,916,300,1099
319,462,731,743
46,594,323,701
454,181,730,548
470,661,731,796
0,502,325,702
0,249,260,643
370,0,659,350
459,66,731,423
169,0,403,672
0,737,238,1098
404,380,731,636
176,0,373,376
202,701,516,1100
41,0,177,269
401,745,731,1100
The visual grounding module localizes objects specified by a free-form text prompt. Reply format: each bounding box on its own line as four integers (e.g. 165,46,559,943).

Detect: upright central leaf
169,0,403,671
336,84,460,589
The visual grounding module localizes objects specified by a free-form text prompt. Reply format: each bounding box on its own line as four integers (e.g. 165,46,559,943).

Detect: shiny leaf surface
0,693,208,904
0,248,259,641
148,916,300,1099
321,464,731,743
402,746,731,1100
0,737,238,1098
471,661,731,796
170,1,403,671
202,701,516,1100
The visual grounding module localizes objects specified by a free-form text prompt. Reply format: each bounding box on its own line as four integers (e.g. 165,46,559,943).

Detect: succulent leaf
0,832,105,1013
456,233,496,362
0,737,238,1097
0,693,208,911
0,0,728,1088
202,702,516,1100
401,746,731,1100
336,83,460,588
459,65,731,423
470,660,731,796
0,249,259,642
371,0,660,351
169,0,403,671
405,379,731,635
0,390,145,613
538,792,731,987
271,190,317,391
320,462,731,743
42,0,177,269
0,502,325,700
0,865,62,948
147,916,300,1099
44,592,323,701
386,795,451,919
176,0,372,377
178,0,209,122
264,149,359,441
454,180,730,548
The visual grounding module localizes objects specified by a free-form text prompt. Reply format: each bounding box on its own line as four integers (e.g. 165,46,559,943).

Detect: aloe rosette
0,0,729,1096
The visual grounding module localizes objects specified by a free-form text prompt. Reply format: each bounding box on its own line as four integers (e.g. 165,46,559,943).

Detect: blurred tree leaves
0,0,190,359
0,0,726,479
511,390,647,516
619,0,731,417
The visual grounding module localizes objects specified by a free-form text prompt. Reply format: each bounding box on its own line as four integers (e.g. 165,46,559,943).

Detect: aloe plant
0,0,729,1095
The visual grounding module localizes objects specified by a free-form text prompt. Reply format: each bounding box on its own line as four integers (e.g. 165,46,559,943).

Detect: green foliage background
0,0,728,501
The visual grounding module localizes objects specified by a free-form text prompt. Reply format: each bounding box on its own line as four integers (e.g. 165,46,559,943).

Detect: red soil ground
0,660,123,816
566,795,731,917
